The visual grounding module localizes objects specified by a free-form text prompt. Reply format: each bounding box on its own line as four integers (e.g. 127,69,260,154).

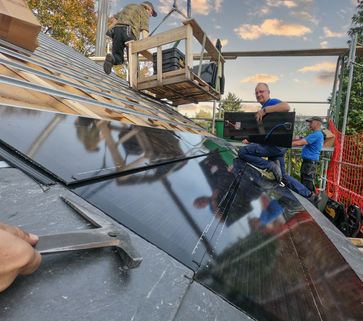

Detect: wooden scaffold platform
128,19,225,106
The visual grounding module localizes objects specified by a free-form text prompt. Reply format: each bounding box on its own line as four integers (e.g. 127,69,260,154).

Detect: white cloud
159,0,224,16
297,61,337,84
240,73,280,83
192,0,210,15
158,0,173,15
234,19,311,40
323,27,346,38
248,7,271,17
298,62,336,73
214,0,223,12
266,0,298,8
320,41,328,48
290,11,319,25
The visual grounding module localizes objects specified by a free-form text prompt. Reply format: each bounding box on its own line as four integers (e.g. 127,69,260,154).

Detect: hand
255,108,266,122
242,139,250,144
0,223,41,292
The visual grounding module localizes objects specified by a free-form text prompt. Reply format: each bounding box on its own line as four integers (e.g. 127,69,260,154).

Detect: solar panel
0,106,212,184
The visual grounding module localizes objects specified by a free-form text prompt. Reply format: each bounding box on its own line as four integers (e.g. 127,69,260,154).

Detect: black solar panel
0,105,362,321
0,106,213,184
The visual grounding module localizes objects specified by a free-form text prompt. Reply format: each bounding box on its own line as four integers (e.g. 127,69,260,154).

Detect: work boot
103,53,115,75
270,160,282,183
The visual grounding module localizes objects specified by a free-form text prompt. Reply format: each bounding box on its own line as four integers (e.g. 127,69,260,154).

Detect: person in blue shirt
238,83,290,182
292,116,324,192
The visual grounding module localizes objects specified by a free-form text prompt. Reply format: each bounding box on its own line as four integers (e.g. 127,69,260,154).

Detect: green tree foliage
220,92,243,117
195,110,212,130
27,0,97,56
335,2,363,134
195,110,212,119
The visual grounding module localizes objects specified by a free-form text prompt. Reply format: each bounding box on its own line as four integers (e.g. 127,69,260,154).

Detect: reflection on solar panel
0,106,216,184
73,156,363,320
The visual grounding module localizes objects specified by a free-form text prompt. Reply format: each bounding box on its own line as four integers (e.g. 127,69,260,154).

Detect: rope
150,0,188,36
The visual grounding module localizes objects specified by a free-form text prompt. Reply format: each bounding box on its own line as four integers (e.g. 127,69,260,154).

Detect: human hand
0,223,41,292
255,108,266,122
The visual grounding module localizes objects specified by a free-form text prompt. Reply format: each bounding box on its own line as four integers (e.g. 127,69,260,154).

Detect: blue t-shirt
301,130,324,161
262,98,281,108
260,98,285,152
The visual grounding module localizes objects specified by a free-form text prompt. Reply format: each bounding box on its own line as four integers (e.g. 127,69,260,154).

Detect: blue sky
109,0,359,116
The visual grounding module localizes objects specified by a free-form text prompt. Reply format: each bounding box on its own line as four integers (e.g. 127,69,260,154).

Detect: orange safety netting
326,120,363,210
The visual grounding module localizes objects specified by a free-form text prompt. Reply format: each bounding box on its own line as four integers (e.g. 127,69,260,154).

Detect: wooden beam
138,69,186,84
183,19,225,63
128,42,138,89
131,26,188,53
156,46,162,86
214,47,363,58
140,50,153,61
185,23,193,80
137,75,189,91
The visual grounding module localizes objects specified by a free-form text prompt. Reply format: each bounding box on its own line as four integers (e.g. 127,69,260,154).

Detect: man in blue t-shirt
238,83,290,182
292,116,324,192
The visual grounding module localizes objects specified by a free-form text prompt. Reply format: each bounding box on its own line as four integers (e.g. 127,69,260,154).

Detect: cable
264,122,292,142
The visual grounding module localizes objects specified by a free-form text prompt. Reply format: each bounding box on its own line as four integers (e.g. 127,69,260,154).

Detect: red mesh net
326,120,363,210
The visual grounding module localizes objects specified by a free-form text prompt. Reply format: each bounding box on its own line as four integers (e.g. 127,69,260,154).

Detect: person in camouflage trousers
103,1,157,75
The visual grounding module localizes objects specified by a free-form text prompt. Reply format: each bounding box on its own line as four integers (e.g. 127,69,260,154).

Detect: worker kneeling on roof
103,1,157,75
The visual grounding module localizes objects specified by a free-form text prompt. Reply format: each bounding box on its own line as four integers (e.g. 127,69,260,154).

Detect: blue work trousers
238,143,287,175
282,175,312,198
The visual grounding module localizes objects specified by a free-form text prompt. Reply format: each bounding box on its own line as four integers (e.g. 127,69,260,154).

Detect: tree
335,1,363,134
195,110,212,119
195,110,212,130
27,0,97,56
220,92,243,117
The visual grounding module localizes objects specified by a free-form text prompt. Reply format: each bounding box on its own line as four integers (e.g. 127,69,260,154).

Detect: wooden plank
137,74,190,91
140,50,153,61
1,59,101,118
138,69,186,83
156,46,162,86
128,44,138,89
183,19,225,63
131,26,188,53
185,23,193,79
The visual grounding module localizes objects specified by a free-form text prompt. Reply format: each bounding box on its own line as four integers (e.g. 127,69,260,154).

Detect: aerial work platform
128,19,225,106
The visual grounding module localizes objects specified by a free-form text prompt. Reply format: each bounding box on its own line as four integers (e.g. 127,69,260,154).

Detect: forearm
265,102,290,113
292,138,308,147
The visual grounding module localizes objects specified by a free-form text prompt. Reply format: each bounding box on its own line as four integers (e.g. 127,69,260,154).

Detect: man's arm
0,223,41,292
292,138,308,147
256,102,290,122
265,102,290,113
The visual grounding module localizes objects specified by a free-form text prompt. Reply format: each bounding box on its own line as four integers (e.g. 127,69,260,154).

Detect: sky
108,0,359,116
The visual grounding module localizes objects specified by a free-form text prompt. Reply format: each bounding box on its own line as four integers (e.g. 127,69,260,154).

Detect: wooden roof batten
128,19,224,106
0,1,216,135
